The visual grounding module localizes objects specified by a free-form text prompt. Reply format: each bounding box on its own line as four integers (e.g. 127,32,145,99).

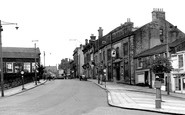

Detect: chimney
80,44,83,48
85,39,88,45
98,27,103,38
152,8,165,21
90,34,96,41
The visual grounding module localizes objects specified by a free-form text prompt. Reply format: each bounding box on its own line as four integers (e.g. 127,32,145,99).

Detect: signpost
154,77,162,109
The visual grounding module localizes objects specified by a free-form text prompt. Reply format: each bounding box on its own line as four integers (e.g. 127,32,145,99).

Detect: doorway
144,71,148,86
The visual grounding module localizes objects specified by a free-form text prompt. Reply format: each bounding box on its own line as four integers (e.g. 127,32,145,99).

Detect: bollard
154,80,161,109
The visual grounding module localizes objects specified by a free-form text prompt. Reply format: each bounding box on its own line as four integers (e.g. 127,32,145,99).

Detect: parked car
57,74,64,79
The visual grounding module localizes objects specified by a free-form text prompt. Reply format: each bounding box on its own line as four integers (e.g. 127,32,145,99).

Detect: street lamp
32,40,38,85
21,71,25,90
0,20,18,97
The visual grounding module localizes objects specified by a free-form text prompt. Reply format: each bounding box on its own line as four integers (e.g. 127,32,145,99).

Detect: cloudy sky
0,0,185,66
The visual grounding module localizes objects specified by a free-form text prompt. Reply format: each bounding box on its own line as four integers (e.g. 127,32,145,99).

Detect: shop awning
173,73,185,78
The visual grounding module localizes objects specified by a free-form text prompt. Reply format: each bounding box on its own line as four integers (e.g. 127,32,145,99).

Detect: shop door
108,66,111,81
116,63,120,81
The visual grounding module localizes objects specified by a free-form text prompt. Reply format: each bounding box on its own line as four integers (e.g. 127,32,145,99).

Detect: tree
37,64,45,80
150,56,173,74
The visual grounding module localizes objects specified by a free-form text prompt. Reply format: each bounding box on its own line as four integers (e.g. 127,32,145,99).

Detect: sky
0,0,185,66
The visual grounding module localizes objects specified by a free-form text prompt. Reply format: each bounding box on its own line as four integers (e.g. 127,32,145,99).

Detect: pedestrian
100,74,103,85
98,74,100,84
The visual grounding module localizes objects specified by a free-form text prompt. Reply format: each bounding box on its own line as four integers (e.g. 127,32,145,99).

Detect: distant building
73,45,84,78
45,66,58,74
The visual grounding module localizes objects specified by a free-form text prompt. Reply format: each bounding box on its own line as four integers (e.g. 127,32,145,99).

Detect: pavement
89,79,185,115
1,79,47,97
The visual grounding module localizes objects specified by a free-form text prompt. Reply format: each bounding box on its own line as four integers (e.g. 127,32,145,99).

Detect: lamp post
21,71,25,90
32,40,38,85
0,20,18,97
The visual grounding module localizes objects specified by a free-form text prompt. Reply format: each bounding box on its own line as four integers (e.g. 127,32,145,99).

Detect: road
0,79,169,115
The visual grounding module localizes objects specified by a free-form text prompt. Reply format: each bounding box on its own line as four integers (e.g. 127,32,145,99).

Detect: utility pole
32,40,38,85
0,20,18,97
165,21,170,95
0,20,4,97
44,51,45,67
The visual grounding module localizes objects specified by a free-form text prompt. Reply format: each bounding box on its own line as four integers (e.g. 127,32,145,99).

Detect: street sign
111,49,116,57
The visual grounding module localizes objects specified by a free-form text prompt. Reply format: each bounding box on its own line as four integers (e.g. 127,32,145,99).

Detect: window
123,43,128,56
103,51,105,61
178,55,183,68
6,62,13,73
14,62,22,73
107,49,111,61
99,52,102,62
159,29,163,36
32,63,36,72
24,63,31,73
138,58,143,68
116,47,119,58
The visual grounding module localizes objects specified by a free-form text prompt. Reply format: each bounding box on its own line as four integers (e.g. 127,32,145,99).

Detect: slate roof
2,47,40,58
134,44,167,58
169,37,185,48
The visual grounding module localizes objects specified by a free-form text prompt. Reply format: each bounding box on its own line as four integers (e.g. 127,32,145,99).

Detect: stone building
134,8,185,89
73,8,185,91
82,34,96,79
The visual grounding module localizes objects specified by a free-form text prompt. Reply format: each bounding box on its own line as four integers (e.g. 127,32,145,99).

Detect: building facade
2,47,40,89
73,45,84,78
134,8,185,89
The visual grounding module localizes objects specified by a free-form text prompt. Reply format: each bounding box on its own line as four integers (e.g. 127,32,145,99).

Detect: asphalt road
0,79,170,115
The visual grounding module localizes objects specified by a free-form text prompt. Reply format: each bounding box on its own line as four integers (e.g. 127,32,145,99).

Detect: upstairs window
123,43,128,56
103,51,105,61
137,58,143,68
178,55,183,68
107,49,111,61
116,47,119,59
159,29,163,36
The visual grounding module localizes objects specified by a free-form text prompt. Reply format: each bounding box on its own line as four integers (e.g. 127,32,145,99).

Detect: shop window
24,63,31,73
6,62,13,73
14,62,22,73
32,63,36,72
178,55,183,68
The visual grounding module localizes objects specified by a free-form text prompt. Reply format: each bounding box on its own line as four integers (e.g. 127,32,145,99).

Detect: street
0,79,170,115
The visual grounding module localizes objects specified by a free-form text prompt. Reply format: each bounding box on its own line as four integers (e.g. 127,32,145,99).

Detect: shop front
172,73,185,93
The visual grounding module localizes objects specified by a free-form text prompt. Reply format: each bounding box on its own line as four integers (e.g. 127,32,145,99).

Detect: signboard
154,81,161,88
